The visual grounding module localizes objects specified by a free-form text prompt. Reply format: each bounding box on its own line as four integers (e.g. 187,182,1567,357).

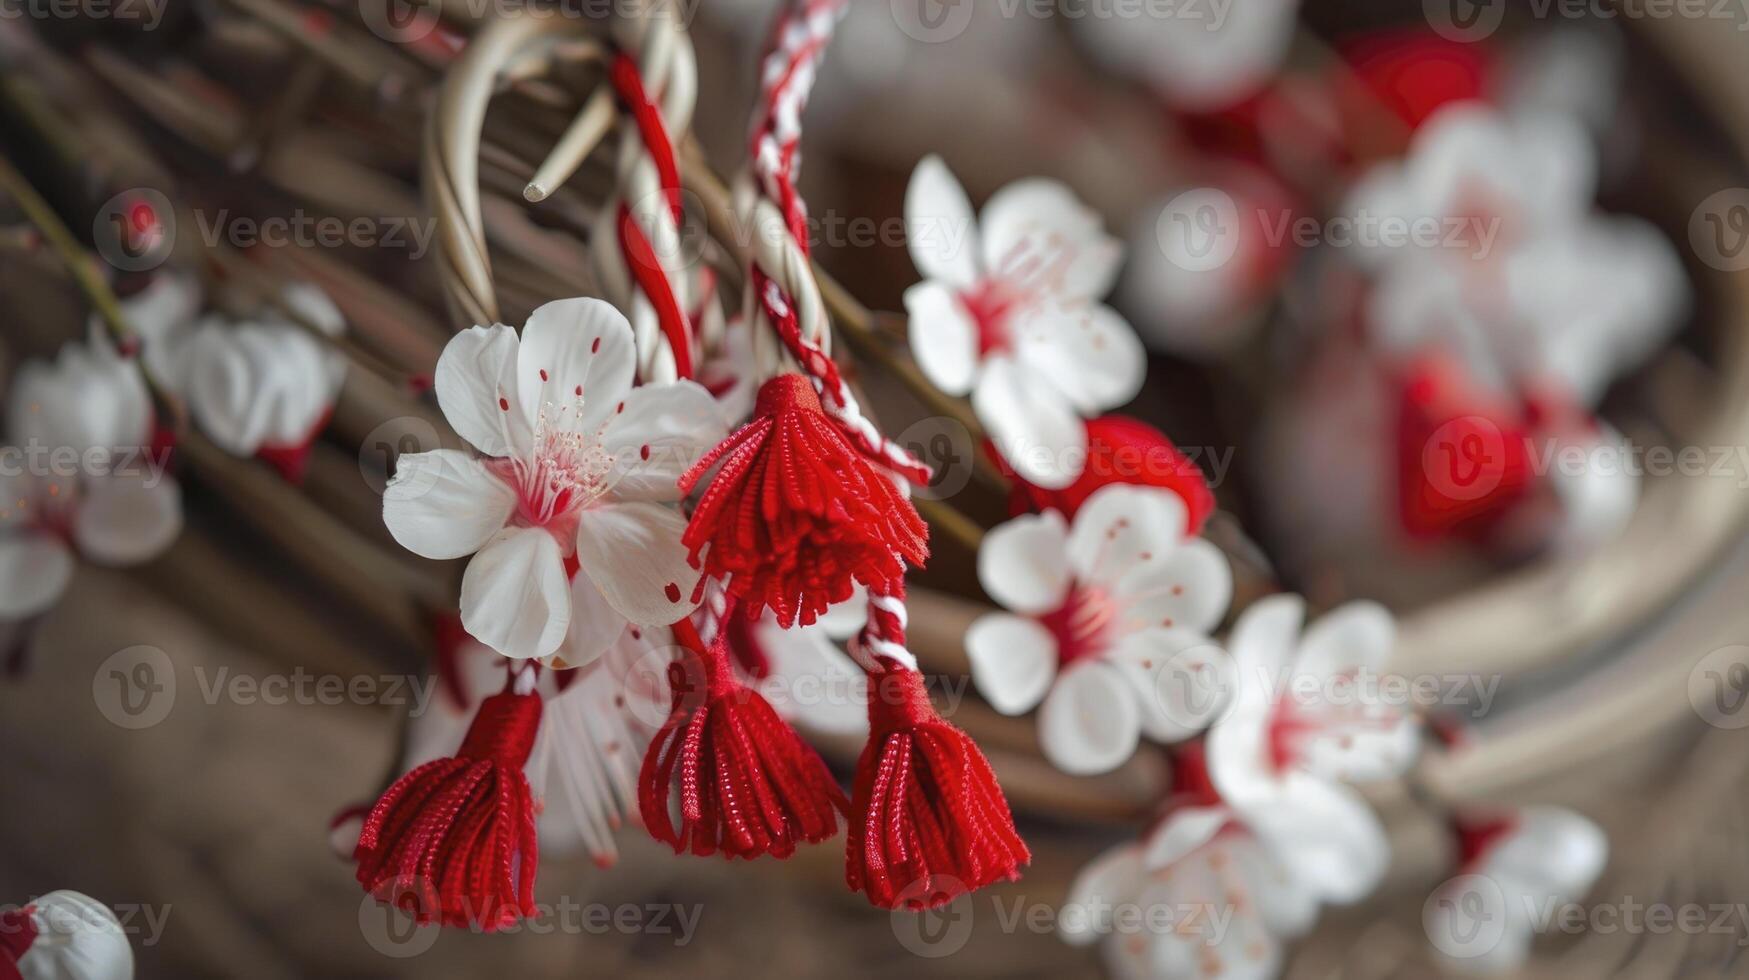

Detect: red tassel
638,616,847,859
680,374,928,628
847,586,1029,910
848,669,1030,909
354,671,542,931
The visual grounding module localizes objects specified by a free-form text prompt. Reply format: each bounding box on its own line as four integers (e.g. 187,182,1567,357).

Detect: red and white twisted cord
743,0,928,483
849,581,919,675
693,576,731,647
593,10,698,383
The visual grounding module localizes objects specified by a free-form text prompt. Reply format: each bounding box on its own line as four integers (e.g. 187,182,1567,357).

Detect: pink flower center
1040,583,1119,667
1264,673,1405,773
959,281,1023,357
3,482,75,543
490,399,616,537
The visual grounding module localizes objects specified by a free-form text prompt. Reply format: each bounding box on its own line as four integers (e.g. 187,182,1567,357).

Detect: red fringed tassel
680,374,928,628
847,586,1029,910
355,670,542,931
639,617,847,858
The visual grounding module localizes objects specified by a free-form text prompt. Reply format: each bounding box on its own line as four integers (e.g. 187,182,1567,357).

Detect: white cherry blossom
1427,806,1607,974
382,297,725,662
1061,793,1384,980
967,485,1233,774
1207,594,1421,800
1351,104,1687,410
0,334,180,622
904,156,1144,489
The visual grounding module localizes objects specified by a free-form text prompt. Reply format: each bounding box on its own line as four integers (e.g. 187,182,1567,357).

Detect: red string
617,204,694,378
609,51,694,379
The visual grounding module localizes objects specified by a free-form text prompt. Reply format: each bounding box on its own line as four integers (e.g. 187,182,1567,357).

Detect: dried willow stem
0,152,131,348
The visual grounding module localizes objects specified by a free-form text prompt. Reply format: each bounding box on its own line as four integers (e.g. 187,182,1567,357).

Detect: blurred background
4,0,1749,976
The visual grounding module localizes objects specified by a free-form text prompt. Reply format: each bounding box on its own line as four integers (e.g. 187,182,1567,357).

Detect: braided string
850,580,920,675
743,0,928,480
593,7,699,383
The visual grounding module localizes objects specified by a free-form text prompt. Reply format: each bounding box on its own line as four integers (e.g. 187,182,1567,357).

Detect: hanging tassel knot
679,374,928,629
846,586,1030,910
354,671,543,931
639,616,847,859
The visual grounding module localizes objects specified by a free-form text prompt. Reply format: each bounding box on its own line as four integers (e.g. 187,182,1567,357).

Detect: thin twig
0,149,184,431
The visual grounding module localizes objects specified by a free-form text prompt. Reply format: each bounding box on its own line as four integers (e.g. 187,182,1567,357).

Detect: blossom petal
1039,661,1141,775
517,297,637,436
977,510,1071,614
460,526,571,660
599,380,727,502
185,326,273,455
1226,592,1304,677
435,324,530,459
73,475,182,566
0,532,73,619
575,500,697,626
1295,600,1396,679
752,618,867,736
1293,705,1421,785
1141,805,1231,869
975,356,1086,490
1014,302,1146,414
1248,772,1389,905
1059,842,1146,946
980,177,1122,302
558,562,632,670
905,155,980,289
1114,537,1232,636
1067,484,1188,588
10,336,152,458
1108,628,1234,742
1489,806,1608,901
904,280,980,397
1228,835,1319,938
382,450,516,560
965,612,1059,716
1206,595,1305,804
